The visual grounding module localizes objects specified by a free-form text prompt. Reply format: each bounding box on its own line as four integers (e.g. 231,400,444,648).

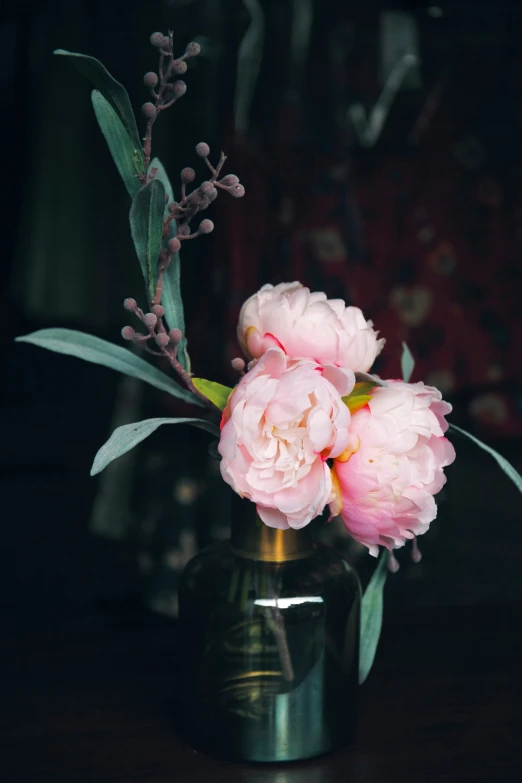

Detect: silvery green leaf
129,178,165,302
15,329,203,407
91,91,141,198
148,157,175,204
147,158,189,371
449,424,522,495
401,341,415,383
354,371,387,388
91,417,219,475
54,49,144,167
208,439,221,461
359,548,390,684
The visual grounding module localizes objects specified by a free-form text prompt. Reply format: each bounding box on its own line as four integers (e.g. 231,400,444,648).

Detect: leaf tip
90,460,102,477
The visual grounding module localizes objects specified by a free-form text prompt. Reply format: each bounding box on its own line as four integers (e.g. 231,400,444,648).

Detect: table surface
3,601,522,783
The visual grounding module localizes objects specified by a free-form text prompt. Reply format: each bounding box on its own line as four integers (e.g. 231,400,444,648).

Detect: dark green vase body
178,498,361,763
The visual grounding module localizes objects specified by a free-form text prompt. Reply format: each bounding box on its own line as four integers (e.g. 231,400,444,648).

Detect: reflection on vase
178,496,361,763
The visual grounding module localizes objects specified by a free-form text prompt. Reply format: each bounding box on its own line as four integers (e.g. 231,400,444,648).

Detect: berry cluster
141,31,201,172
119,31,246,405
121,297,206,401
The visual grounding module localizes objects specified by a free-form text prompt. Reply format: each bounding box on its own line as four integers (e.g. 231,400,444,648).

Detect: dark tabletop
2,601,521,783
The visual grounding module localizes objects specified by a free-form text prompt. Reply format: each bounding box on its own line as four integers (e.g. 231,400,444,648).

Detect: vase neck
229,495,313,563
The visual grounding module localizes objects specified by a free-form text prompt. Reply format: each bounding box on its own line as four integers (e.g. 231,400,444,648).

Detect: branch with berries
118,31,245,407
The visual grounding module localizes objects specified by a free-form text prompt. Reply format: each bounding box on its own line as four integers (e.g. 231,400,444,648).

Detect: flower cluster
220,282,455,558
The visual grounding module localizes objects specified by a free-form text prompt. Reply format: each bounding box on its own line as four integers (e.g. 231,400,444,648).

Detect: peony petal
256,504,290,529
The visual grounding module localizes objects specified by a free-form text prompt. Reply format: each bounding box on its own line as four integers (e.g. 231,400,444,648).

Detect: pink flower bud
152,304,165,317
172,59,188,74
185,42,201,56
208,188,218,202
159,36,171,52
168,202,178,213
121,326,135,340
231,357,245,371
200,181,214,195
195,142,210,158
155,333,170,348
181,167,195,183
142,102,157,119
388,554,400,573
143,72,158,88
189,190,205,206
169,328,183,343
172,80,187,98
178,224,190,236
199,219,214,234
228,183,245,198
220,174,239,186
168,237,181,254
123,298,137,311
143,313,158,328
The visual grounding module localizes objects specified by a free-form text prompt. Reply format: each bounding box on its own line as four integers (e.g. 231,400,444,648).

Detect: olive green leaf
192,378,234,410
342,381,376,413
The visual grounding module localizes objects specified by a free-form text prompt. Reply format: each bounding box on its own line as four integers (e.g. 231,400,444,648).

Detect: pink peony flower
237,282,384,373
219,347,355,529
331,380,455,556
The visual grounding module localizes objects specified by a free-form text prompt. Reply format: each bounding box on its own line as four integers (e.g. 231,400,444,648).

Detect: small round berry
199,196,210,210
142,102,157,119
169,328,183,343
123,298,137,311
143,72,158,88
121,326,135,340
181,167,195,183
155,333,170,348
229,183,245,198
200,180,214,195
231,357,246,372
185,42,201,56
168,237,181,254
178,224,191,236
199,219,214,234
172,59,188,74
143,313,158,328
151,304,165,317
150,32,165,48
189,190,205,206
220,174,239,186
208,187,218,202
172,80,187,97
168,202,178,213
195,142,210,157
159,35,171,52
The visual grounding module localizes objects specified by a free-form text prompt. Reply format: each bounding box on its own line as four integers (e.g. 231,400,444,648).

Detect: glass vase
177,494,361,763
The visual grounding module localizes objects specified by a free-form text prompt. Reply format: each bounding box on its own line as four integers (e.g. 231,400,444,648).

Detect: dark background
2,0,522,640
